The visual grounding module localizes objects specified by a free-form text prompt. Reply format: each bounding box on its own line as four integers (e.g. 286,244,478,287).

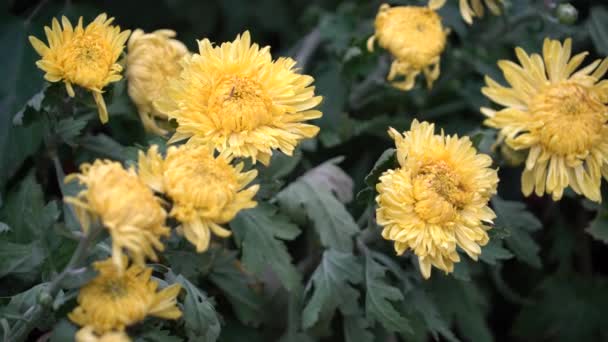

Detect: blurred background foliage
2,0,608,341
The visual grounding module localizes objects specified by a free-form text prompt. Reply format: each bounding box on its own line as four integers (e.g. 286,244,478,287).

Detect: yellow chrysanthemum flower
126,29,188,135
482,38,608,202
65,160,169,270
29,14,131,123
375,120,499,279
69,258,182,334
138,144,259,252
76,326,130,342
367,1,449,91
155,31,322,165
459,0,503,24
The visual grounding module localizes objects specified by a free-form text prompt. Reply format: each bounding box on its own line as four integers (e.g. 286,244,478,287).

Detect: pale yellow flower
126,29,188,135
29,14,131,123
69,258,181,334
376,120,498,279
482,38,608,201
138,145,259,252
459,0,503,24
76,326,130,342
367,1,449,91
65,160,169,270
155,31,322,165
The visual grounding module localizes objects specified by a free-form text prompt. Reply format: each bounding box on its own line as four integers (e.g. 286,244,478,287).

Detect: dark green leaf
589,6,608,56
302,250,362,329
587,202,608,244
49,319,77,342
55,117,88,145
479,239,514,265
364,148,397,188
364,254,411,334
135,328,182,342
230,203,301,291
0,240,45,278
492,197,542,268
343,314,374,342
174,275,221,342
209,250,264,326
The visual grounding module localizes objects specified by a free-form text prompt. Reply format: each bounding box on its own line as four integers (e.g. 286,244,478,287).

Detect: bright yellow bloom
29,14,131,123
482,38,608,202
69,258,181,334
155,31,322,165
367,1,449,91
76,326,130,342
138,144,259,252
126,29,188,135
375,120,498,279
459,0,503,24
65,160,169,270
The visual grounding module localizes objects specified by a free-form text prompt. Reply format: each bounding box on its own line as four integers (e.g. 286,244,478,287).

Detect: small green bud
557,3,578,25
37,291,53,308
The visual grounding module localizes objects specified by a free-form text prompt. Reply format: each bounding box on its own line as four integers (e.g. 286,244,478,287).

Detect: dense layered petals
138,145,259,252
155,31,322,165
65,160,169,270
29,14,130,123
367,2,449,91
126,29,188,134
76,326,131,342
376,120,499,278
69,258,181,333
482,38,608,201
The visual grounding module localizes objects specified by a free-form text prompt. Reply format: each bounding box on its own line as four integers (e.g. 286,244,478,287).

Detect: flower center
377,7,445,68
413,161,470,224
207,76,273,133
163,151,239,219
62,32,113,87
530,82,606,155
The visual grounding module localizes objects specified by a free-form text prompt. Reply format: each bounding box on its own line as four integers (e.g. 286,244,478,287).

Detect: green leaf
78,133,133,161
364,148,397,188
491,197,542,268
587,201,608,244
0,240,45,278
302,250,362,329
209,250,264,326
174,275,221,342
49,319,77,342
589,6,608,56
0,173,60,243
230,203,301,291
55,117,88,146
364,254,411,334
135,328,183,342
479,239,514,265
277,167,358,252
343,314,374,342
403,288,459,342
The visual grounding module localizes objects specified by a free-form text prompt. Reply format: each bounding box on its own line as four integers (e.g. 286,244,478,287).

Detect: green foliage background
2,0,608,341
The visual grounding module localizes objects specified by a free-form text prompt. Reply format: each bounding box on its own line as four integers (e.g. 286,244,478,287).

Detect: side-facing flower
459,0,503,24
76,326,130,342
367,1,449,91
29,14,130,123
155,31,322,165
69,258,181,334
138,145,259,252
126,29,188,135
376,120,499,279
482,38,608,201
65,160,169,270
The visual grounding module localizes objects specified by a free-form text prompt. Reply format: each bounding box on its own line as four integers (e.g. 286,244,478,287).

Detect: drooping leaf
174,275,221,342
302,250,362,329
364,254,411,334
492,197,542,268
230,203,301,292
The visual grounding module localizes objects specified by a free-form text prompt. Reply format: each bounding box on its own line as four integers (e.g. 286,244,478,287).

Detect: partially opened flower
65,160,169,270
482,38,608,201
126,29,188,135
459,0,503,25
29,14,131,123
69,258,181,334
155,31,322,165
367,1,449,91
375,120,498,279
76,326,130,342
138,145,259,252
